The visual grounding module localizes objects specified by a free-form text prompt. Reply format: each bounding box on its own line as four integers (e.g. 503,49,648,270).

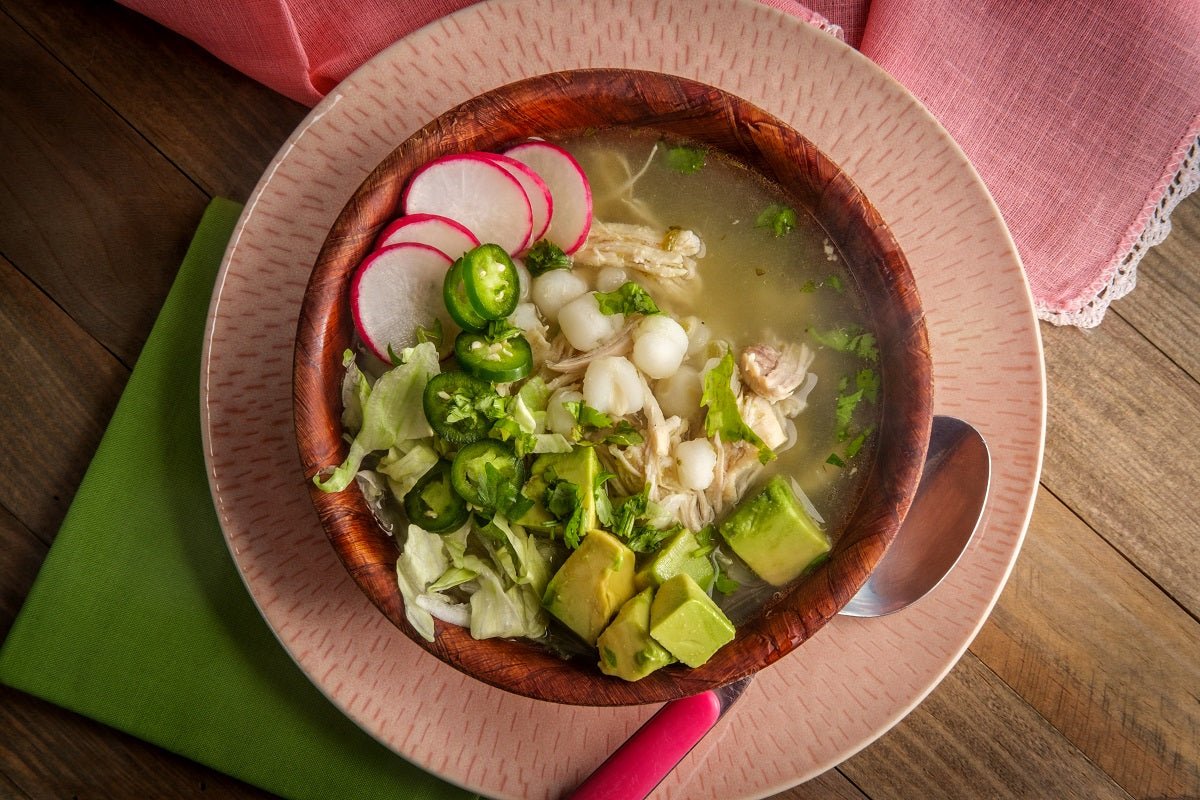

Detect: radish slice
503,141,592,254
403,154,533,255
479,153,553,244
375,213,480,259
351,242,456,362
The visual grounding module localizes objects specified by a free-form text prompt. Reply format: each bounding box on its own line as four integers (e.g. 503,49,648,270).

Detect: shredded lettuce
395,524,451,642
315,342,440,493
339,349,372,432
377,441,439,499
701,350,775,464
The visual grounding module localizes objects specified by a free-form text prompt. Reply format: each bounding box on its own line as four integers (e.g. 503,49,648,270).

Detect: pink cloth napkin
123,0,1200,327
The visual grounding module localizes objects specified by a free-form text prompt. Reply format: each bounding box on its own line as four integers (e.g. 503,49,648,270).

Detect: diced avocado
597,588,675,681
634,529,715,591
517,447,604,533
718,475,831,586
649,574,735,668
543,529,636,645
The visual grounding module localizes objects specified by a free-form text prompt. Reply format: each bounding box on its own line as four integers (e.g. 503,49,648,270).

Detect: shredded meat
573,221,704,280
739,342,815,402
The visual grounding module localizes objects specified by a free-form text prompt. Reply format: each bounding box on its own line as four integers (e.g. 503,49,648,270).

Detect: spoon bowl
840,415,991,617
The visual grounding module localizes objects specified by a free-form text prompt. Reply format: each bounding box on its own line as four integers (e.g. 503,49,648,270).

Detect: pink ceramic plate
201,1,1045,797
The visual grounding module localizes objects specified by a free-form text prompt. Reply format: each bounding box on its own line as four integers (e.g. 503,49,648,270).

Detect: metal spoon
569,415,991,800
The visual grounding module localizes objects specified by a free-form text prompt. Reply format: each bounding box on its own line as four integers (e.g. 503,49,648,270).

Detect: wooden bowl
294,69,932,706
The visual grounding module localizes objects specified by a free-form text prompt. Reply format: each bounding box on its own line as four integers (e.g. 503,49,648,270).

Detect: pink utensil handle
568,691,722,800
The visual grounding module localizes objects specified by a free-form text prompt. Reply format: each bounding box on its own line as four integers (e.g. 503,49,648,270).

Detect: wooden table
2,1,1197,797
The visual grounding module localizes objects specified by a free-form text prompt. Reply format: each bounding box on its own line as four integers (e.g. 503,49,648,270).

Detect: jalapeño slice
455,331,533,383
442,257,489,332
450,440,526,510
403,460,469,533
461,243,521,320
422,371,494,444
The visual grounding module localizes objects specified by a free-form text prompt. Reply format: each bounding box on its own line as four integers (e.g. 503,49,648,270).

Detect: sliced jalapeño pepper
442,257,489,332
450,440,526,510
461,243,520,320
455,331,533,383
403,460,469,533
422,371,495,444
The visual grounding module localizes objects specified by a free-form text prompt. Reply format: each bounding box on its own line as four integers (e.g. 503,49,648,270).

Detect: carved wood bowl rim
293,68,932,706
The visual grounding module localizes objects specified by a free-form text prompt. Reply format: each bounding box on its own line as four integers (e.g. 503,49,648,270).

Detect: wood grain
0,9,208,367
1111,196,1200,381
0,505,45,641
297,67,932,706
1039,311,1200,617
973,487,1200,798
839,651,1132,800
0,256,127,542
0,0,307,200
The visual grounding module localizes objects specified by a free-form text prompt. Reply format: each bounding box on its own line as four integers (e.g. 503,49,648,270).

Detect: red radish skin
479,153,554,243
402,153,533,255
503,141,593,253
350,242,456,362
374,213,480,259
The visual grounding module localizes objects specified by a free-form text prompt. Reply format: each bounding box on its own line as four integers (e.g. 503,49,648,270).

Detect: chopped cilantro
856,368,880,402
808,325,879,362
845,426,873,459
826,452,846,468
523,239,572,276
602,420,644,446
415,317,444,347
799,275,845,294
475,462,532,518
625,523,680,554
702,351,775,464
755,204,797,237
595,281,661,316
665,144,707,174
691,524,718,559
612,488,650,540
835,389,863,442
546,480,585,548
713,564,739,594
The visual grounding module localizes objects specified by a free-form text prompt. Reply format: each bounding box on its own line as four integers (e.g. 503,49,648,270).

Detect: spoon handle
567,690,722,800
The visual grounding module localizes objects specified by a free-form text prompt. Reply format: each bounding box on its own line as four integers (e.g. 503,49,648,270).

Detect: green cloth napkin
0,198,475,800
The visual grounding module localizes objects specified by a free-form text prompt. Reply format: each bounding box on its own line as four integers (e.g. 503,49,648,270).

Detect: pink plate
200,1,1045,797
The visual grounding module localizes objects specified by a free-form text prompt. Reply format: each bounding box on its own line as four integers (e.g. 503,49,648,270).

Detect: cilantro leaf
612,487,649,540
701,351,775,463
546,480,585,549
755,204,797,237
602,420,644,446
523,240,572,276
856,368,880,403
665,144,706,174
595,282,660,316
415,317,443,347
825,452,846,468
835,389,863,442
625,522,680,554
808,326,879,362
714,569,740,595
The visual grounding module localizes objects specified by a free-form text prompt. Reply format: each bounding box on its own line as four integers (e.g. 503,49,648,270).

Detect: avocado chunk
516,447,604,533
543,529,636,645
718,475,831,586
597,588,676,681
634,528,715,591
648,573,735,668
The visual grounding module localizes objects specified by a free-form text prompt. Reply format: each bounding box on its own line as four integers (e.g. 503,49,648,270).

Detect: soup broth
563,129,880,619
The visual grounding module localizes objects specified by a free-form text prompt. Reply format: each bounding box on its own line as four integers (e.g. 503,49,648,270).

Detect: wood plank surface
0,9,208,368
0,0,1197,797
0,255,127,542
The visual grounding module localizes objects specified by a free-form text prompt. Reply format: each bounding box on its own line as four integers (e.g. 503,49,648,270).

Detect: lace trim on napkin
1040,133,1200,328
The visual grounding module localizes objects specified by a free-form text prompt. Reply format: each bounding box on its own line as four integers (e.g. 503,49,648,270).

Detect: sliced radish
375,213,480,259
403,154,533,255
479,153,553,244
351,242,456,362
503,141,592,254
